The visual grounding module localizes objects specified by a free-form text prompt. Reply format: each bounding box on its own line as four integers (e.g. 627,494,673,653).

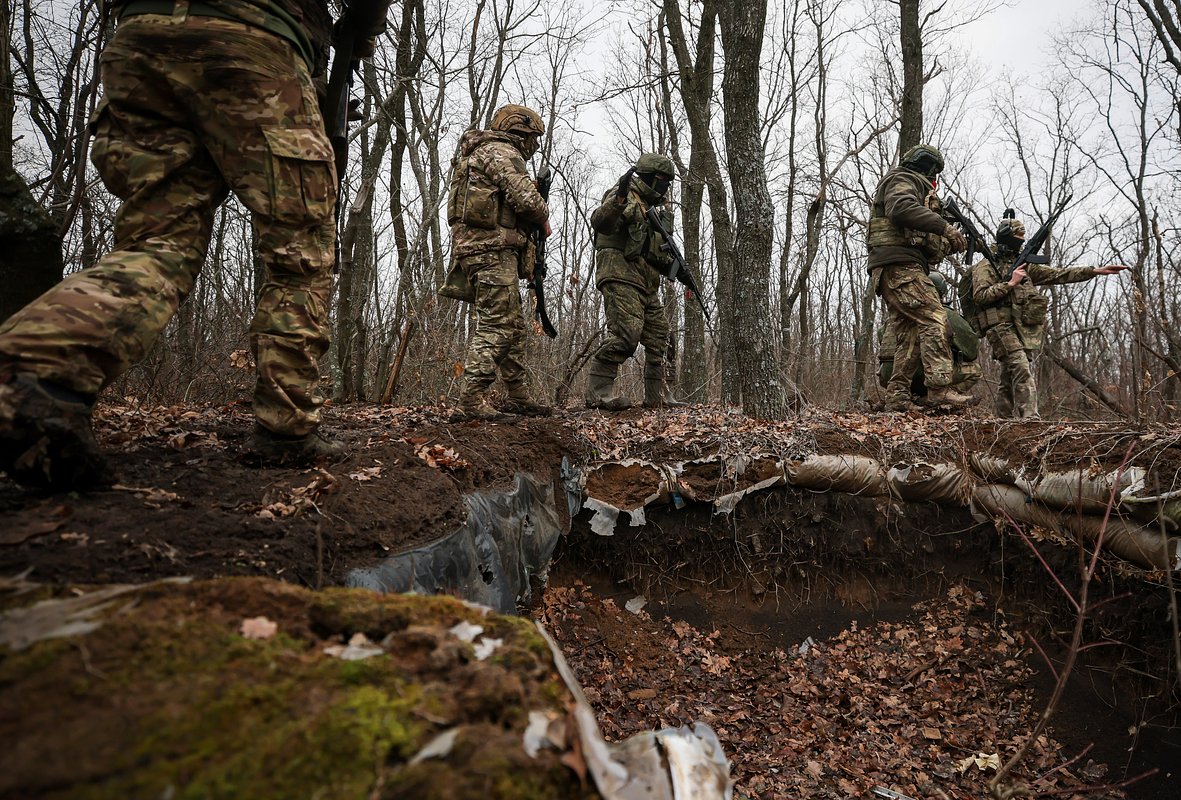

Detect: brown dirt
0,400,581,587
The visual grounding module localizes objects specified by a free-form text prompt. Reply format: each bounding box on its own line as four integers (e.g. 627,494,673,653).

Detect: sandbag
786,455,888,496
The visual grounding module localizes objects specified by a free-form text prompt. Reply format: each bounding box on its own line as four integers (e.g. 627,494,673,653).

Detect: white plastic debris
797,636,815,657
449,620,484,643
524,710,562,758
408,728,459,765
625,596,648,614
473,637,503,661
239,616,278,640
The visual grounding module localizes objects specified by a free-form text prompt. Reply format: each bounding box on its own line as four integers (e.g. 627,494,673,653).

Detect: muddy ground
2,401,1181,798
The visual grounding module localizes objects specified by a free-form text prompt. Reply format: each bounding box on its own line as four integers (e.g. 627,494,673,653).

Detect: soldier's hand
616,168,635,201
1094,264,1130,276
943,224,967,254
1007,265,1028,287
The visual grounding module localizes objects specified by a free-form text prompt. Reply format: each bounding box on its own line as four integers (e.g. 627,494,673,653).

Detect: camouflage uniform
0,4,337,438
587,154,677,409
970,246,1098,419
445,112,549,416
866,145,968,410
878,274,981,396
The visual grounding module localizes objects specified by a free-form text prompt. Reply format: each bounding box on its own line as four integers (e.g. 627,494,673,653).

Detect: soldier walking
967,212,1128,418
0,0,386,489
445,104,552,421
585,154,684,411
867,144,974,412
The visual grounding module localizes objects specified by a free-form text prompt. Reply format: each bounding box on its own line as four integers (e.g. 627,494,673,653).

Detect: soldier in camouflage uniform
0,0,385,489
585,153,684,411
867,144,974,412
878,272,981,403
445,104,551,421
967,213,1128,418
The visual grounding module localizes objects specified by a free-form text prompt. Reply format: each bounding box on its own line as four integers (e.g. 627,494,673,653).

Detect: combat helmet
995,208,1026,251
634,152,675,177
490,104,545,136
929,271,949,301
900,144,945,178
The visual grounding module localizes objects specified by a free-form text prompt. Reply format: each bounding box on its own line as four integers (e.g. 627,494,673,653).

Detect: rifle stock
644,206,710,322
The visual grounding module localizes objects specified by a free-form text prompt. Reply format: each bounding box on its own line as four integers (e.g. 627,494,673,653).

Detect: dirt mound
0,576,599,800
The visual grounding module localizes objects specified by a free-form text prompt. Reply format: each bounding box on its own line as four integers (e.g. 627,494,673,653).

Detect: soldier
878,272,981,406
867,144,974,412
585,154,684,411
0,0,386,490
966,212,1128,418
445,104,552,421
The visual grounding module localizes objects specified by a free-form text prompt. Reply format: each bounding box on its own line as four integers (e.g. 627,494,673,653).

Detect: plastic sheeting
973,483,1181,571
580,452,1181,572
346,473,563,614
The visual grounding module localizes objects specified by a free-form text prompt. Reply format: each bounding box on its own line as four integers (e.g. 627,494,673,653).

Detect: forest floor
1,400,1180,799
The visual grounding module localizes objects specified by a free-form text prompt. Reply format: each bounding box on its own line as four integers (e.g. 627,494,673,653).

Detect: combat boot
454,383,503,421
248,425,347,466
924,386,978,410
884,395,918,413
0,372,109,490
501,384,553,417
584,363,632,412
642,365,687,409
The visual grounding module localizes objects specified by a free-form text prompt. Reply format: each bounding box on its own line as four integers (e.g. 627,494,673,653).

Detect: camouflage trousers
878,318,980,396
877,263,954,401
590,280,669,370
459,249,529,398
985,323,1037,418
0,15,335,436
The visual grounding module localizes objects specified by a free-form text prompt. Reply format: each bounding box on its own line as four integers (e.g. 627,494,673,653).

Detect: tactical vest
595,193,671,265
869,185,949,257
447,149,519,233
967,255,1051,333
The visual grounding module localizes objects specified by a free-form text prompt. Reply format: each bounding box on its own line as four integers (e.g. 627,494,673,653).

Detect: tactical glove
943,224,967,254
615,168,635,201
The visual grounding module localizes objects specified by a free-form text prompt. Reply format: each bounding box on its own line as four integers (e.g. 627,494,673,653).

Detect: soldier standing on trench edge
0,0,388,490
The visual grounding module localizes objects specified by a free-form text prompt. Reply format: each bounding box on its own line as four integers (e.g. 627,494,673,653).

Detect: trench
346,454,1181,799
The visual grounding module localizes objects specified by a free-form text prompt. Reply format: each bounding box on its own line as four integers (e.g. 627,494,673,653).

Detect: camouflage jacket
866,167,950,272
589,176,674,292
969,252,1097,346
112,0,335,73
447,130,548,261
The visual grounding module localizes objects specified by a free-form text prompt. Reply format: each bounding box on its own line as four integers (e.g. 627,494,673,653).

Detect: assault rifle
644,206,711,321
1006,194,1072,279
943,199,997,269
531,167,558,338
322,0,390,271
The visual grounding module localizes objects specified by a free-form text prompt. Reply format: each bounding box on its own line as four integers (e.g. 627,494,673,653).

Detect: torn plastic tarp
972,483,1181,571
887,462,973,505
582,460,669,534
346,473,562,614
536,624,733,800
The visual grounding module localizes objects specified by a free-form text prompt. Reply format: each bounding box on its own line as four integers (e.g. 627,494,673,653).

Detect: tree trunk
899,0,923,152
718,0,790,419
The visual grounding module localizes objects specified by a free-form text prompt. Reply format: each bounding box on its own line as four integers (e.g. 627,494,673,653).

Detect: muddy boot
923,386,978,410
883,395,918,413
501,384,553,417
0,372,109,490
454,383,503,421
584,363,632,411
642,365,687,409
249,425,347,466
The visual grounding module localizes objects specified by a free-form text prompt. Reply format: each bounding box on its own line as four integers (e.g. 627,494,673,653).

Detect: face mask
998,233,1024,252
652,177,671,197
517,134,539,159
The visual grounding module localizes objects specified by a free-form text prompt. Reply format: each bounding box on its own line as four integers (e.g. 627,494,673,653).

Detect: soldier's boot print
0,372,109,490
923,386,978,410
500,382,553,417
642,364,686,409
584,361,632,412
247,425,347,466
